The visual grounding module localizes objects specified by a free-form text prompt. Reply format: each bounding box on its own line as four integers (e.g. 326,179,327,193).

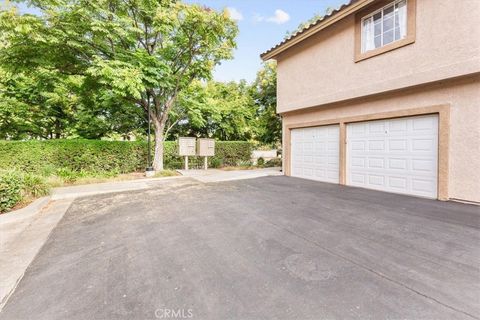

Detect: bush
0,139,254,173
0,140,146,174
209,158,223,168
265,158,282,167
22,173,50,198
257,157,265,166
0,170,50,213
0,171,23,212
236,160,253,167
208,141,253,168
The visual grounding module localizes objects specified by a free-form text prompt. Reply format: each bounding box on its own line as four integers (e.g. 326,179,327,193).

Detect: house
261,0,480,203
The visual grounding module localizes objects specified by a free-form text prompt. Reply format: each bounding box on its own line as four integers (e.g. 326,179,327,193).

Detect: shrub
22,173,50,198
0,140,146,174
209,141,252,167
236,160,253,167
257,157,265,166
265,158,282,167
0,171,23,212
209,158,223,168
0,170,50,213
0,139,253,173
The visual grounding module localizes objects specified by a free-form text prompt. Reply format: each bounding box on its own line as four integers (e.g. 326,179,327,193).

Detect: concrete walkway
177,167,282,183
0,168,283,310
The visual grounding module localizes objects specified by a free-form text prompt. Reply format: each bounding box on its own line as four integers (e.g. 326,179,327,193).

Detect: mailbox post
178,137,196,170
197,139,215,170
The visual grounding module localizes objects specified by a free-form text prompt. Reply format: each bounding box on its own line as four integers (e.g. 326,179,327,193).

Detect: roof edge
260,0,376,61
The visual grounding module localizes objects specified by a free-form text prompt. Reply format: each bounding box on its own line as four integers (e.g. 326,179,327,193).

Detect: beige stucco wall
276,0,480,113
282,76,480,203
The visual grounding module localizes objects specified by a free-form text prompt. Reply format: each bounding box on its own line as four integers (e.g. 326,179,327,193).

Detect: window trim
354,0,416,62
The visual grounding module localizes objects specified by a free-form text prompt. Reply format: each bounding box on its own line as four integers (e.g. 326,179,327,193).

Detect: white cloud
253,9,291,25
226,7,243,21
266,9,290,24
253,13,265,23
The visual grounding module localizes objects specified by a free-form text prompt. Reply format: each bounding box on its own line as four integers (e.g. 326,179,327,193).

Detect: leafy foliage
0,139,253,173
251,61,281,146
0,0,238,169
168,80,256,141
0,170,50,213
0,170,23,212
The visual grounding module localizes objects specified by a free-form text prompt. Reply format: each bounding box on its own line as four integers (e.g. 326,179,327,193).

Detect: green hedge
0,140,253,174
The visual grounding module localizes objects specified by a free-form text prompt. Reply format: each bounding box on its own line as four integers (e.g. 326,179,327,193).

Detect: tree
251,61,281,146
0,67,77,139
166,80,257,141
0,0,237,170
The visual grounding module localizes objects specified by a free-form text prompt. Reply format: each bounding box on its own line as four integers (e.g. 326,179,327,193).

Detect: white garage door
347,114,438,198
291,125,340,183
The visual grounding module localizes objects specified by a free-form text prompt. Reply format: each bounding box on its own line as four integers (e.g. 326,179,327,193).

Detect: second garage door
347,115,438,198
291,125,340,183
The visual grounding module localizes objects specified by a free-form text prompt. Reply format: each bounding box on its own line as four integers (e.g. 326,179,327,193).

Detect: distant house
261,0,480,203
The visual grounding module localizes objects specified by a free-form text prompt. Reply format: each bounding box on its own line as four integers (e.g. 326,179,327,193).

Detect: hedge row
0,140,253,174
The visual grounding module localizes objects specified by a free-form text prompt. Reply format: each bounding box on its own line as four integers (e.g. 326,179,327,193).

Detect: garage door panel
389,158,407,170
368,140,385,151
368,175,385,186
368,157,385,168
351,173,366,184
388,139,407,151
347,115,438,198
388,119,408,133
369,122,386,134
413,116,436,131
412,139,435,152
351,141,366,151
389,176,407,189
291,125,340,184
351,157,366,168
412,159,435,173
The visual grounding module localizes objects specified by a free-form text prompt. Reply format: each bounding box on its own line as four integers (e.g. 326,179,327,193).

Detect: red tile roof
260,0,361,59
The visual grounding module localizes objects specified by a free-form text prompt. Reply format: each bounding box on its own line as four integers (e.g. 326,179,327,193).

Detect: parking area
1,176,479,320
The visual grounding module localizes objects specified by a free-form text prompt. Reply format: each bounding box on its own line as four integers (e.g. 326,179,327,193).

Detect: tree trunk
152,122,164,171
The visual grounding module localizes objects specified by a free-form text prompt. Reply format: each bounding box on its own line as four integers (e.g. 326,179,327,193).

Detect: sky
11,0,348,83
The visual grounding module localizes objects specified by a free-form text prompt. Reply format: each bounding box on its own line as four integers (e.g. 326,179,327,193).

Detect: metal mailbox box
178,137,196,156
197,138,215,157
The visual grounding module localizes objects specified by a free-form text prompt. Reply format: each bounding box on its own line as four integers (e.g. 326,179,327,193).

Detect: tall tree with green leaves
0,0,237,170
165,80,257,141
251,61,281,146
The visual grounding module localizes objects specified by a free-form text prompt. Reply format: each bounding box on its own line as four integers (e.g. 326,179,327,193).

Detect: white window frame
361,0,408,53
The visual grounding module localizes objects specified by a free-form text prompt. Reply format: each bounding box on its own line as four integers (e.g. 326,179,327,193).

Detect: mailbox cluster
178,137,215,170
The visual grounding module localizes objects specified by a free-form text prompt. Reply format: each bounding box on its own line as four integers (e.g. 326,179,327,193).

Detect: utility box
178,137,196,156
197,138,215,157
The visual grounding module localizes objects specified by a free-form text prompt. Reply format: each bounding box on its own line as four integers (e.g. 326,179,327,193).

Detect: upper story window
355,0,415,62
361,0,407,53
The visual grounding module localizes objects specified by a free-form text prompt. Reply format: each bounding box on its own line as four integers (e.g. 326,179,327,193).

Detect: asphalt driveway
1,176,479,320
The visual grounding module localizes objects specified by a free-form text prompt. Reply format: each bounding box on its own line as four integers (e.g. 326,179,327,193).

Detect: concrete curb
51,175,187,200
0,196,51,223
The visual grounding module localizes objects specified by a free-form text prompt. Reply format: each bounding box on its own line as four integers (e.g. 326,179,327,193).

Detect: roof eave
260,0,376,61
